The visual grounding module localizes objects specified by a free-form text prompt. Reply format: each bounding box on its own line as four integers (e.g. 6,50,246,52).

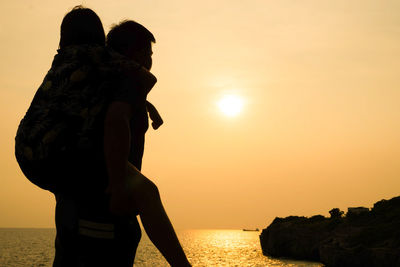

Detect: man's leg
53,194,79,267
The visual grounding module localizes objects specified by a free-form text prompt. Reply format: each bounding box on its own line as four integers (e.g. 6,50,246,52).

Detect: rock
259,196,400,267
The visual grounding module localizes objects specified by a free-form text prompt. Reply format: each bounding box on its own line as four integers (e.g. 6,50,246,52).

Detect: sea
0,228,323,266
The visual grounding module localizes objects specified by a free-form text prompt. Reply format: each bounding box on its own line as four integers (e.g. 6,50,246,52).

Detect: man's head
59,5,105,49
107,20,155,70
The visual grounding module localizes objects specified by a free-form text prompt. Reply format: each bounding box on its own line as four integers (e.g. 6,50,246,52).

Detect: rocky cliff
260,196,400,267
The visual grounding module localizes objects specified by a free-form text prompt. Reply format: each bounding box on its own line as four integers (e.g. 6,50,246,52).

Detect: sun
218,94,244,117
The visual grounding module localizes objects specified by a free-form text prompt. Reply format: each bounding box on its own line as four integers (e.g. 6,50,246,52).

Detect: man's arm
103,101,132,192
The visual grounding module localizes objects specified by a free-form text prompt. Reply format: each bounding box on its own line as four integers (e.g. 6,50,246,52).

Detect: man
46,8,153,267
105,21,191,266
16,6,187,266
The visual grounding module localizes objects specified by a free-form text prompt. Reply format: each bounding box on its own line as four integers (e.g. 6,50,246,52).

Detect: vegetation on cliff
260,196,400,267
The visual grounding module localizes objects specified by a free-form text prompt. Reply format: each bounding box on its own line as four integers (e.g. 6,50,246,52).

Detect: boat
242,228,259,231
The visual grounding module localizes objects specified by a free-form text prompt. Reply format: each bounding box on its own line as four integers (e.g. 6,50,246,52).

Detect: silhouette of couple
15,6,191,267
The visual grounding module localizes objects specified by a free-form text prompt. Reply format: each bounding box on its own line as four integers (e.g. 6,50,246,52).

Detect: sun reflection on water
136,229,323,267
0,228,325,267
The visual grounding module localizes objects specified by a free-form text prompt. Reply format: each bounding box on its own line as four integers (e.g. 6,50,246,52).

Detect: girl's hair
59,5,105,49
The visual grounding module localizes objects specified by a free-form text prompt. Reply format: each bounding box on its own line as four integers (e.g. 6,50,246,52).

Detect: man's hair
59,5,105,49
106,20,155,54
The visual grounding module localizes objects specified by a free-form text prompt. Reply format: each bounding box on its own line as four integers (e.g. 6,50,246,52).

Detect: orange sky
1,0,399,229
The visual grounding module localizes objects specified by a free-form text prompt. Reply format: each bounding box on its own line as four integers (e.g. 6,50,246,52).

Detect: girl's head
59,5,105,49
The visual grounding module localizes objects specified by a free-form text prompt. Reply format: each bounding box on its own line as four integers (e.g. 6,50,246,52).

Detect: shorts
53,193,141,267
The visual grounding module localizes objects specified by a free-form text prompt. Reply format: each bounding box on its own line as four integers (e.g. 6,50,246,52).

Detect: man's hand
106,183,138,216
105,162,145,216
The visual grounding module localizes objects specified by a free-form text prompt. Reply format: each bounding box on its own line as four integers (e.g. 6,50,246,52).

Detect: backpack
15,45,155,193
15,45,112,193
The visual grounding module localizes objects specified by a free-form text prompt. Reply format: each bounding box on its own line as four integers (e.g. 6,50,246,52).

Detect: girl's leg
126,163,191,267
